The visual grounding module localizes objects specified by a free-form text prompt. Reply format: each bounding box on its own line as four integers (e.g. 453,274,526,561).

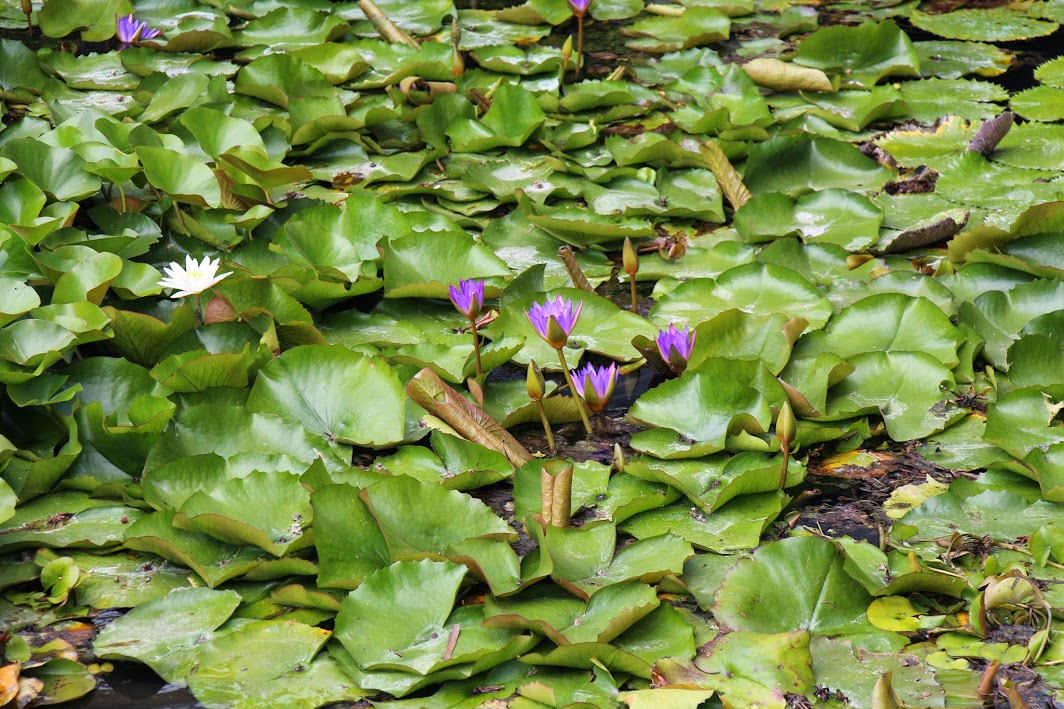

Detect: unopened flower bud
527,360,545,401
776,400,796,446
623,237,639,277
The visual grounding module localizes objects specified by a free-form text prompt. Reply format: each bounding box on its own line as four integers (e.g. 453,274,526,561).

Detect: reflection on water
78,663,202,709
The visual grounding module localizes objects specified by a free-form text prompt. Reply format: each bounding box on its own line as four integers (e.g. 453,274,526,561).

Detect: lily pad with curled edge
743,135,894,196
892,482,1064,548
900,78,1008,123
172,470,311,557
0,139,102,202
135,146,222,209
792,19,919,89
810,637,943,709
360,475,520,595
984,386,1064,464
836,537,969,597
655,631,813,708
734,189,882,251
917,413,1021,474
958,279,1064,369
186,620,361,709
626,452,803,513
382,227,511,299
0,492,142,553
823,351,965,442
628,359,786,459
1010,86,1064,122
619,491,787,553
542,522,693,599
447,82,545,152
792,293,964,368
909,7,1058,42
914,41,1012,80
372,429,513,490
873,115,979,170
714,536,898,649
233,7,348,49
484,579,660,646
993,122,1064,171
521,602,695,679
650,263,832,331
247,344,405,447
93,587,241,682
334,559,514,675
623,8,731,54
123,510,270,587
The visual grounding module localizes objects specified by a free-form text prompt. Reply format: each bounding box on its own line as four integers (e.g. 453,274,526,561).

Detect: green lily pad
620,492,787,553
335,559,517,675
823,351,965,441
0,138,102,201
543,522,693,598
810,636,943,709
247,344,405,447
714,536,896,647
734,189,882,251
93,587,241,682
792,19,919,89
743,134,894,196
187,620,360,709
484,579,660,646
628,359,786,458
650,263,832,330
909,7,1058,42
913,40,1012,80
892,480,1064,545
124,510,270,587
173,470,311,557
623,8,730,54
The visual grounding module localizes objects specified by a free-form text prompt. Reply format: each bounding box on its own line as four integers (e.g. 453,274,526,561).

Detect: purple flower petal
655,323,697,366
448,278,485,321
526,295,583,347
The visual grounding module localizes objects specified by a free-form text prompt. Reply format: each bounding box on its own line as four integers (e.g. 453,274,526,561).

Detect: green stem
778,440,791,490
576,16,584,81
629,277,638,314
195,292,204,327
471,321,483,376
536,400,556,453
557,347,593,436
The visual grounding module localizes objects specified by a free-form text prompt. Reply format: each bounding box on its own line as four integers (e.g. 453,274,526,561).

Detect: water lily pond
2,0,1064,706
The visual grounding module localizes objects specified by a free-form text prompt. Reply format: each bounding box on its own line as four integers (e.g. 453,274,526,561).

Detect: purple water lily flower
527,295,583,349
568,0,591,17
657,324,696,374
570,362,617,414
117,14,160,47
448,278,484,322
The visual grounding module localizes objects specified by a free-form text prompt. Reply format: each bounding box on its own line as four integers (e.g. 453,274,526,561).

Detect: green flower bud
776,400,796,445
623,237,639,276
527,360,545,401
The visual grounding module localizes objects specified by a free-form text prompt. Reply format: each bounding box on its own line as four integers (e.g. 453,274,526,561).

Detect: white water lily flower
158,255,232,298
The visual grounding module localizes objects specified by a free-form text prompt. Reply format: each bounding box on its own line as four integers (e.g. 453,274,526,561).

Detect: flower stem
195,293,204,327
778,442,790,490
629,277,638,314
576,16,584,80
471,321,483,376
557,347,593,436
535,400,556,453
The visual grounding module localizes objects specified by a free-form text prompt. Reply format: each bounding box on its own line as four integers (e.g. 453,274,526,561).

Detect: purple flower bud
568,0,591,17
570,362,617,414
656,324,696,374
448,278,484,322
116,13,160,47
527,295,583,349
